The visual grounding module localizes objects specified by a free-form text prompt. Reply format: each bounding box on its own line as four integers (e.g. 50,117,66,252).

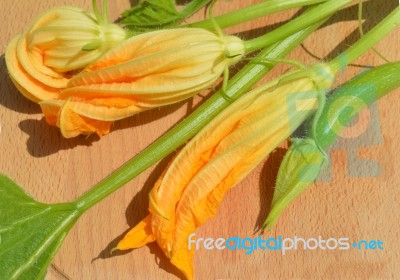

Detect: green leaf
263,139,326,230
0,174,81,280
121,0,211,34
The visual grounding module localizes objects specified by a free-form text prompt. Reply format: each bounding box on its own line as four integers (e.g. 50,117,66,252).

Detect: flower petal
60,102,111,138
5,36,60,102
40,99,64,126
117,215,155,250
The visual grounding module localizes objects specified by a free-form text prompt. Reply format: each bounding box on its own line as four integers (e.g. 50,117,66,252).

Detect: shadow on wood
95,153,185,279
254,147,287,232
0,54,40,114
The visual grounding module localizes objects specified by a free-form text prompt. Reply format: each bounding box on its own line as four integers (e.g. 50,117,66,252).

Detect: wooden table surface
1,0,400,279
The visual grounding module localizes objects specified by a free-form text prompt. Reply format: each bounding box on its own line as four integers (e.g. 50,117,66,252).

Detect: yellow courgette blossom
39,28,245,138
117,64,335,279
5,6,126,102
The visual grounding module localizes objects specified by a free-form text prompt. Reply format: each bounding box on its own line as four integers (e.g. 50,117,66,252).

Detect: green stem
186,0,329,30
329,6,400,72
102,0,109,24
92,0,102,23
244,0,352,53
358,0,391,63
74,21,327,212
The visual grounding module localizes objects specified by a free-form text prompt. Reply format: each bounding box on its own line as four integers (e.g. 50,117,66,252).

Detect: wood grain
1,0,400,279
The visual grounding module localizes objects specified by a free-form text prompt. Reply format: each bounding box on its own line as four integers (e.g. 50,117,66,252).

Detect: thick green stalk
315,62,400,149
329,6,400,72
74,21,326,212
186,0,329,30
244,0,352,52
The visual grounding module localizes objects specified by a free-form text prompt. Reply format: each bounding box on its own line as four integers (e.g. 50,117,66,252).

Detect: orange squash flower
5,6,126,103
116,64,335,279
39,28,245,138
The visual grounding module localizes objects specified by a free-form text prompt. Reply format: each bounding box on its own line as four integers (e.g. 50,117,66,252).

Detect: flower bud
5,6,126,102
263,138,326,230
40,28,245,138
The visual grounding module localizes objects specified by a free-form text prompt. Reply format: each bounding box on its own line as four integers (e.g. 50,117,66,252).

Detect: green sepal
82,39,102,51
263,138,326,230
0,174,81,280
